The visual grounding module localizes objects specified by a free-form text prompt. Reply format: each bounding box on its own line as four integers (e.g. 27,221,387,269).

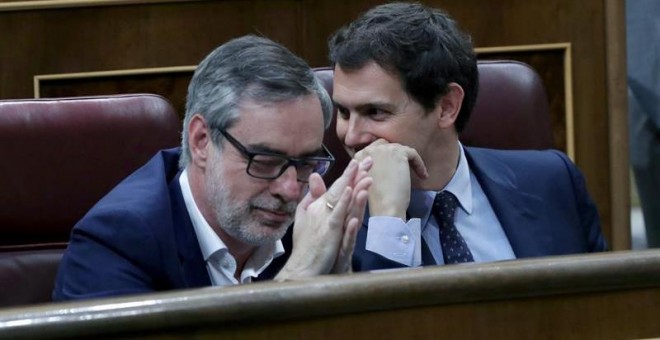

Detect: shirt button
401,234,410,244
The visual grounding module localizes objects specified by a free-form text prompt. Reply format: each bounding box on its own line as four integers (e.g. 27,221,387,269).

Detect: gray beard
206,156,295,247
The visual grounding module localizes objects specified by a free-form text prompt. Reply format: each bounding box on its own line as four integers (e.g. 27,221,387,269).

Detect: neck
215,228,256,280
413,135,460,191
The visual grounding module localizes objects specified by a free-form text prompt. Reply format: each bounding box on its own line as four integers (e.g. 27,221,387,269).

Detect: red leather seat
0,94,181,246
460,60,554,150
0,245,65,307
0,94,181,307
315,60,553,186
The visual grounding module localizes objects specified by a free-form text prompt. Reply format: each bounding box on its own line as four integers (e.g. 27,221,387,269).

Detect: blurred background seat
460,60,554,150
0,246,66,307
315,60,554,186
0,93,181,307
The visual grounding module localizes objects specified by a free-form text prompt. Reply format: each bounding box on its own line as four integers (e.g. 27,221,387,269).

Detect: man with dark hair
54,35,373,300
328,2,606,270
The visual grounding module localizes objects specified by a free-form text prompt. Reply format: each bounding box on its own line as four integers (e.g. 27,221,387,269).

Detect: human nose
270,165,303,201
339,114,371,148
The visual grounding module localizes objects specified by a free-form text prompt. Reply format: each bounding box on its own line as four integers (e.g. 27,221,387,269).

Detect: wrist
276,253,326,280
369,206,406,219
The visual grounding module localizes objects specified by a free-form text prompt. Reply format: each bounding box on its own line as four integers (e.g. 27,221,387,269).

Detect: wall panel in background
0,0,627,249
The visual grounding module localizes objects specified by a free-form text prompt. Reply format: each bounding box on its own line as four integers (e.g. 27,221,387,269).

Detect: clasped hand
276,156,373,280
353,139,428,219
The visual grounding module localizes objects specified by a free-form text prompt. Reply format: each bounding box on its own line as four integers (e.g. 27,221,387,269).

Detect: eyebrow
245,143,325,158
335,100,398,113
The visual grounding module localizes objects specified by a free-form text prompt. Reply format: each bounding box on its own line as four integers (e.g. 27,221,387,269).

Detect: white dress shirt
179,169,284,286
365,143,516,266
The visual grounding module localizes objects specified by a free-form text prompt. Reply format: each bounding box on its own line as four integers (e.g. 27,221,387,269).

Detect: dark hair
328,2,478,132
180,35,333,168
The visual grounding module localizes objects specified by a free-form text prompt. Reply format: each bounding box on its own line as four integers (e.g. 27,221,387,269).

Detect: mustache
250,196,297,214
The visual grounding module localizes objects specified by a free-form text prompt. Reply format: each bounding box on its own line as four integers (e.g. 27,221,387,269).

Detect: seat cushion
0,244,66,307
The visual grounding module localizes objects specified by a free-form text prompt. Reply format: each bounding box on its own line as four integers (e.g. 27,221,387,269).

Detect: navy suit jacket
351,147,607,271
53,148,278,301
262,146,607,275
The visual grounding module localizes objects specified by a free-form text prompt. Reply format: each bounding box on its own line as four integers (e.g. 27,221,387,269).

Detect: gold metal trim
0,0,201,12
475,42,575,160
33,65,196,98
475,42,571,54
34,43,576,161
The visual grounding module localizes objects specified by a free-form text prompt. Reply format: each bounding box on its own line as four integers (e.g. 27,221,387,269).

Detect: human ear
436,83,465,129
188,114,211,169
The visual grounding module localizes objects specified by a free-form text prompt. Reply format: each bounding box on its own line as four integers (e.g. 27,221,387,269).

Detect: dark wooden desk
1,250,659,339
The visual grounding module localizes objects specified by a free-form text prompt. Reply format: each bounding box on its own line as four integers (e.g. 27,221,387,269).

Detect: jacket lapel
168,170,212,288
464,147,550,258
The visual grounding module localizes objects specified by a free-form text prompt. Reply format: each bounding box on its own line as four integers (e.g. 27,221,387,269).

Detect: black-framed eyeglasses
218,128,335,183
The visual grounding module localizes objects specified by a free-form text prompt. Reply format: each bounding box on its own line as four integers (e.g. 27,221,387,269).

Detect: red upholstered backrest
459,60,554,150
0,94,181,246
315,60,553,186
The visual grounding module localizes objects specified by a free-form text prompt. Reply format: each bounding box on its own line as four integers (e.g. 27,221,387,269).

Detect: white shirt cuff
365,216,421,267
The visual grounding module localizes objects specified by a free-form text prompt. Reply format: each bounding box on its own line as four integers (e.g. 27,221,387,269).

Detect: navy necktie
432,191,474,264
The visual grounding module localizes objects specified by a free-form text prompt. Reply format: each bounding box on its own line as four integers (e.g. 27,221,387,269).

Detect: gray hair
179,35,333,168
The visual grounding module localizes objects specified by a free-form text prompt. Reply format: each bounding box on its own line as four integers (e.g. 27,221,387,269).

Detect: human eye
299,159,319,172
251,155,284,167
296,159,324,177
366,107,390,121
336,105,350,120
250,155,286,176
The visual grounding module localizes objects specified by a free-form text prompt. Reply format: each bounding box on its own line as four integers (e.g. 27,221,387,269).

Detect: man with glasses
53,35,373,300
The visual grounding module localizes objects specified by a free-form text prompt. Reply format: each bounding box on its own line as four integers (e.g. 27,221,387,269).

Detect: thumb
300,173,326,209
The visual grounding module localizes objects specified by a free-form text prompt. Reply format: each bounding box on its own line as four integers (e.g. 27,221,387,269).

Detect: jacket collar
464,147,549,258
163,150,211,288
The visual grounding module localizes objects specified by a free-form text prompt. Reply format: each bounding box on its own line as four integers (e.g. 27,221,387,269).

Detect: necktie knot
432,191,474,264
433,191,458,219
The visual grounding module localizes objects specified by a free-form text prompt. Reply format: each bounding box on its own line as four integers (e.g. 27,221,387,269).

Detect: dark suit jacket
351,147,607,271
54,148,240,300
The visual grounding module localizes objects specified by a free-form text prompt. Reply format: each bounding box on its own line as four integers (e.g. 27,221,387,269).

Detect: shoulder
88,148,182,219
72,148,184,253
54,149,188,300
465,146,577,175
464,146,589,196
465,146,569,164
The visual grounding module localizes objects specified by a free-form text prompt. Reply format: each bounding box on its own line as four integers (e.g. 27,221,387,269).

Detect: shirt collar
408,143,473,223
443,142,473,214
178,169,284,278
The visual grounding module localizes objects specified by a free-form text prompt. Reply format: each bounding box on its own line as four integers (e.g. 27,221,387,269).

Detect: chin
243,221,290,246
